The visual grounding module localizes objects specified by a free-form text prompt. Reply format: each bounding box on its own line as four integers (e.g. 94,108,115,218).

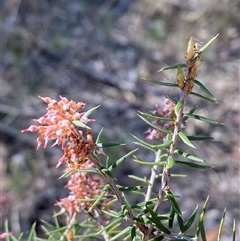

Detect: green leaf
158,62,187,72
182,106,198,122
187,135,214,141
137,115,170,134
143,78,179,87
128,175,149,184
72,120,90,128
27,222,37,241
118,185,144,192
190,91,217,103
197,196,209,238
138,111,174,121
217,208,226,241
96,127,104,144
175,149,205,162
96,216,123,234
184,114,222,125
166,190,182,218
166,95,177,104
111,226,132,241
83,105,101,118
177,214,185,233
194,80,215,98
184,205,198,231
232,219,236,241
132,135,172,151
168,206,175,229
175,160,212,169
97,142,125,148
147,217,171,235
131,226,137,241
108,149,138,171
151,140,173,150
102,210,122,218
175,100,184,116
167,156,175,169
88,184,109,212
178,130,196,148
198,34,219,55
133,156,166,167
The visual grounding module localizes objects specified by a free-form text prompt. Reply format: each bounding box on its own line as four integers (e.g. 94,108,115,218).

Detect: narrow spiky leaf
108,149,138,171
232,219,236,241
175,160,212,169
166,95,177,104
184,114,222,125
88,184,109,212
187,135,214,141
194,80,215,98
190,91,217,103
143,78,178,87
133,155,166,167
178,130,196,148
198,34,219,55
175,149,205,162
97,142,125,148
197,196,209,238
217,208,226,241
111,226,132,241
131,226,137,241
182,105,198,122
168,206,175,229
184,205,198,231
83,105,101,118
137,115,170,133
138,111,174,121
96,127,104,144
166,190,182,217
72,120,90,128
158,63,187,72
27,222,37,241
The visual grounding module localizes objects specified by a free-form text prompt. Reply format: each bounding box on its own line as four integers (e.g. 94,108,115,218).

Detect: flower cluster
144,97,186,140
22,96,96,168
55,161,109,222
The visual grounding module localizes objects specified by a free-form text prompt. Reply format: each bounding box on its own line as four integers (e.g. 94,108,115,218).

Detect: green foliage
13,34,236,241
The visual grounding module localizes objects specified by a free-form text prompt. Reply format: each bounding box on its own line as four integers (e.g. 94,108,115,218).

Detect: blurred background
1,0,239,240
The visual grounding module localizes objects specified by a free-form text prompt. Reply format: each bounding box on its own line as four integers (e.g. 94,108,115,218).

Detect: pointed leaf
166,190,182,217
118,185,144,192
111,226,132,241
175,160,212,169
168,206,175,229
178,130,196,148
96,216,123,234
133,155,166,167
198,34,219,55
190,91,217,102
27,222,37,241
131,226,137,241
166,95,177,104
147,216,171,235
143,78,179,87
182,105,198,122
83,105,101,118
137,115,170,133
187,135,214,141
128,175,149,184
72,120,90,128
197,196,209,238
194,80,215,98
88,184,109,212
138,111,174,121
108,149,138,171
184,114,222,125
184,205,198,231
217,208,226,241
175,149,205,162
232,219,236,241
158,62,187,72
97,142,125,148
151,140,173,150
175,100,184,116
96,127,104,144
